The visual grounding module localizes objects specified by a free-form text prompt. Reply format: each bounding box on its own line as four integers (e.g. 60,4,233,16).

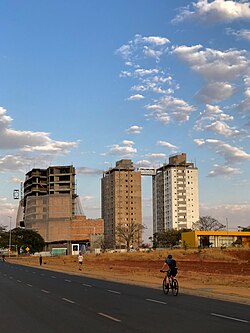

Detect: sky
0,0,250,241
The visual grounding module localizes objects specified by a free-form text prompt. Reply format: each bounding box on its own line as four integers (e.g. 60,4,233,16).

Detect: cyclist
160,254,177,279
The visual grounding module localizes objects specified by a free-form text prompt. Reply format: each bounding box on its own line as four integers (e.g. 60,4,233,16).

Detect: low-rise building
182,230,250,248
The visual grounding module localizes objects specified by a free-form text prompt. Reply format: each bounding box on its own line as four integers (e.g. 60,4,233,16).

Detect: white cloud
173,0,250,24
200,202,250,229
145,153,166,159
205,121,247,138
76,167,103,175
141,36,170,46
157,140,179,150
207,164,241,177
194,138,250,163
146,95,196,124
126,125,143,134
0,107,79,153
135,160,152,168
226,28,250,41
134,68,159,77
104,140,137,157
196,82,235,103
126,94,145,101
0,154,50,172
173,44,250,82
122,140,134,146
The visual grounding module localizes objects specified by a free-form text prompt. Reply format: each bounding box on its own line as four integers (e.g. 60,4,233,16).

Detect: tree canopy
0,227,45,254
116,223,145,251
153,228,191,248
192,216,225,231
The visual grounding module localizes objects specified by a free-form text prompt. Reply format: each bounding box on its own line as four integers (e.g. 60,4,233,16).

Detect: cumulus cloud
194,138,250,163
145,153,167,160
76,167,103,176
126,94,145,101
226,28,250,41
0,107,79,153
0,154,51,173
173,44,249,82
126,125,143,134
173,0,250,24
200,202,250,228
207,164,241,177
146,95,196,124
157,140,179,150
135,160,152,168
104,140,137,157
194,104,247,137
196,82,235,103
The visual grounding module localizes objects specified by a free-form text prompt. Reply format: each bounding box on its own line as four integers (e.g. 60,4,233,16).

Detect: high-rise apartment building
17,165,104,245
101,159,142,249
152,153,199,233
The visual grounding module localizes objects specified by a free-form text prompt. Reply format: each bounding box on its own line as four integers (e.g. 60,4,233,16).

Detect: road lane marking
51,276,56,279
41,289,50,294
82,283,92,287
107,289,121,294
211,313,249,323
62,298,75,304
32,271,36,274
146,298,167,305
9,276,13,279
98,313,121,322
17,280,22,283
26,284,32,287
64,279,71,282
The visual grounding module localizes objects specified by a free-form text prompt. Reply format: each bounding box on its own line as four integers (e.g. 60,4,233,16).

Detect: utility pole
8,216,12,257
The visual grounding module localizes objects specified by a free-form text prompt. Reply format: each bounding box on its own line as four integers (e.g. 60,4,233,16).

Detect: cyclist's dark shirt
165,258,176,269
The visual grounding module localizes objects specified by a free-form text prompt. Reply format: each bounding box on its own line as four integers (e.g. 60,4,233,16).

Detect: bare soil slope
9,248,250,304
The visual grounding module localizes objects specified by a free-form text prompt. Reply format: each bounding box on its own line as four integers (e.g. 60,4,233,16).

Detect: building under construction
101,159,142,249
16,165,103,250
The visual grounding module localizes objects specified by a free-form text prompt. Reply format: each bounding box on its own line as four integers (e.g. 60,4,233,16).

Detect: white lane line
98,312,121,322
107,289,121,295
82,283,92,287
51,276,56,279
211,313,249,323
146,298,167,305
40,273,45,276
9,276,13,279
62,298,75,304
17,280,22,283
64,279,71,283
32,272,36,274
41,289,50,294
26,284,32,287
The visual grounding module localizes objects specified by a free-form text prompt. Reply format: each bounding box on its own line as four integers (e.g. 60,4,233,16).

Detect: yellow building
182,230,250,248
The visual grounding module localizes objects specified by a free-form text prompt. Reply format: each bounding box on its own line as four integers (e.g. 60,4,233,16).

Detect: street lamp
8,216,12,257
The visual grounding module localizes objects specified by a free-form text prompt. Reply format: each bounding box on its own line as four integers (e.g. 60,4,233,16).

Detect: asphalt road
0,261,249,333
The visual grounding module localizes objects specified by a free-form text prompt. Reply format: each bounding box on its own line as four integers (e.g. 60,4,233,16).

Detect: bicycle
160,270,179,296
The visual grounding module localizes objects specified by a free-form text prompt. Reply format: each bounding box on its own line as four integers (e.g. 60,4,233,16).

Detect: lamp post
8,216,12,257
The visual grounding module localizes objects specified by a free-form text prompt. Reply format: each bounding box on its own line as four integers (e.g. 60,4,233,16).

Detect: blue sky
0,1,250,239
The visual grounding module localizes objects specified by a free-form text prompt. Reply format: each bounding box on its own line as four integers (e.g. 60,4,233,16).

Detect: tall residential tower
101,159,142,249
152,153,199,233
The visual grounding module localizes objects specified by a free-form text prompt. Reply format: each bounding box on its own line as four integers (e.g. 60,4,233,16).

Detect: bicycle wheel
171,278,179,296
162,277,169,295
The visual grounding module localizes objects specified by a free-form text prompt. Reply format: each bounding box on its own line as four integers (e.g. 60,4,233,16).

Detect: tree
116,223,145,251
10,228,45,254
0,225,9,248
153,228,191,248
192,216,225,231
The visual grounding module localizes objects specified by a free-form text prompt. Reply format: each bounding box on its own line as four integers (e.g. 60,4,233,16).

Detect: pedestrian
2,254,5,262
78,252,83,270
39,254,42,266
